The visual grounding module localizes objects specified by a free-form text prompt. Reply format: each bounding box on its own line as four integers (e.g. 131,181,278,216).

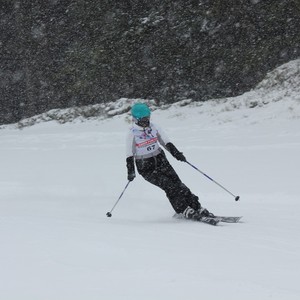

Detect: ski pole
106,181,131,217
186,161,240,201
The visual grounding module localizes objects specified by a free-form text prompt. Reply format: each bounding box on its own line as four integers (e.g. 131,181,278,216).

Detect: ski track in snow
0,100,300,299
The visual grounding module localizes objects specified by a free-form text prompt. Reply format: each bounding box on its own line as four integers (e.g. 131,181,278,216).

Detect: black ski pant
135,151,200,213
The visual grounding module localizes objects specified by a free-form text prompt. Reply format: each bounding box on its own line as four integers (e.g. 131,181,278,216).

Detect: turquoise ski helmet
131,103,151,119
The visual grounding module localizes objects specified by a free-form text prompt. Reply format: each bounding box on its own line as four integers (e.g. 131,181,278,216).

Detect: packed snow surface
1,60,300,299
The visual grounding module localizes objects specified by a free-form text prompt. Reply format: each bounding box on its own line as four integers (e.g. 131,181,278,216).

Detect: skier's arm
165,142,186,162
155,124,186,162
126,131,136,181
126,156,135,181
155,123,170,148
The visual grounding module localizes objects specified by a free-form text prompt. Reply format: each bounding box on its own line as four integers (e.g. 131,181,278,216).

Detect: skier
125,102,215,221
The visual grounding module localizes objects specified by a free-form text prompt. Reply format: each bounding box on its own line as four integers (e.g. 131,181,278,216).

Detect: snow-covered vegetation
1,1,299,124
4,58,299,129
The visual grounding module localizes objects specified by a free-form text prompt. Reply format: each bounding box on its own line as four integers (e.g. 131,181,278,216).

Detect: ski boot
197,207,215,218
183,206,215,220
182,207,199,220
182,206,219,225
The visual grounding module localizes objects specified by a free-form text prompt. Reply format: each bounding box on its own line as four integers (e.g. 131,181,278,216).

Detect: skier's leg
156,155,200,212
136,153,201,213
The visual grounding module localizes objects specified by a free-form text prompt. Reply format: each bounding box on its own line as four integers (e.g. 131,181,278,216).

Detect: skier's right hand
126,156,135,181
128,173,136,181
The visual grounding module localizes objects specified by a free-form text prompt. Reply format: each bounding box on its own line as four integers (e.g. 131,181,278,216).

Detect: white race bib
132,127,159,156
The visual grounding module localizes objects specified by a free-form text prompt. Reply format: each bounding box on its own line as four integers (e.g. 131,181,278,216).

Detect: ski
214,216,242,223
173,213,241,224
173,213,220,226
197,216,221,226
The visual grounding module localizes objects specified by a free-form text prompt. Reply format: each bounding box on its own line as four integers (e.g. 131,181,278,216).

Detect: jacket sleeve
165,142,186,161
126,130,135,158
125,129,136,175
154,123,186,161
154,123,170,149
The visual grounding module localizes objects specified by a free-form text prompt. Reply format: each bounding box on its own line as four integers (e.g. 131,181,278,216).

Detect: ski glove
128,173,136,182
126,156,136,181
166,142,186,162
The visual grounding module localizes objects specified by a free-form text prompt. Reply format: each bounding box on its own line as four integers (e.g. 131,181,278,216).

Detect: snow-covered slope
0,59,299,299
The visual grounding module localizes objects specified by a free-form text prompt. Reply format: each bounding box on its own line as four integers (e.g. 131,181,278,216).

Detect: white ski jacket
126,122,170,159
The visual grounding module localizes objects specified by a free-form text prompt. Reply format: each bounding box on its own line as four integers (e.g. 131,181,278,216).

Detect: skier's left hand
174,152,186,162
166,143,186,162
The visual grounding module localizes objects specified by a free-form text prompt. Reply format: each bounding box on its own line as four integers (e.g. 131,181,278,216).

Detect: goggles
136,116,150,127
